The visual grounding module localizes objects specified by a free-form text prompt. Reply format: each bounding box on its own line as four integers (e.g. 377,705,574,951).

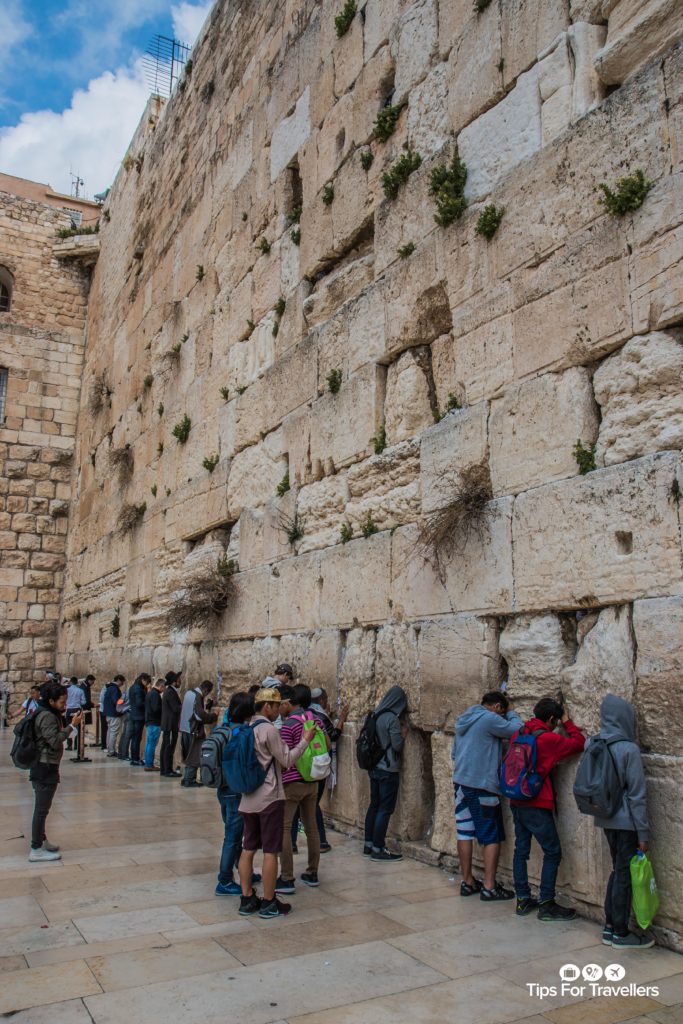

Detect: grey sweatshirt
452,703,523,795
372,686,407,774
592,694,649,841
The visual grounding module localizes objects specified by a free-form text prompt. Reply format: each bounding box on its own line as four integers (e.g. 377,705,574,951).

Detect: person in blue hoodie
452,690,522,901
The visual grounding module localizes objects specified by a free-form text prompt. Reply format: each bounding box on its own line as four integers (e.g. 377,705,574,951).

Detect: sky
0,0,214,198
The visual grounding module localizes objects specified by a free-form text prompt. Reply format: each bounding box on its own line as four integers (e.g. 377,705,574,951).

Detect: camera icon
605,964,626,981
582,964,603,981
559,964,581,982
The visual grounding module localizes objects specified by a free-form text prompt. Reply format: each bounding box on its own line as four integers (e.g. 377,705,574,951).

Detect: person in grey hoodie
452,690,522,901
593,694,653,949
363,686,408,862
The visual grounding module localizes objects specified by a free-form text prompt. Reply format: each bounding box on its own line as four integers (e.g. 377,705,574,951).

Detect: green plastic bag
630,851,660,930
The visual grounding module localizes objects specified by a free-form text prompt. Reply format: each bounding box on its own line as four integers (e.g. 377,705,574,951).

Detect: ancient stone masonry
21,0,681,945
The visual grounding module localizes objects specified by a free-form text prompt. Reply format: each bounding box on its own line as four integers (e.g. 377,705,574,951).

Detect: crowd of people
12,664,654,946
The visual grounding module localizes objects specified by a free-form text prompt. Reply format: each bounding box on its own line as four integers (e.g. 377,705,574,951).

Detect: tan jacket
239,715,309,814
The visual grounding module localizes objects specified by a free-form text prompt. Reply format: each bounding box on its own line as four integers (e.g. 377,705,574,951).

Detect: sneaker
292,844,298,855
363,844,372,856
301,872,319,887
106,752,119,757
371,848,403,862
460,878,484,897
28,847,61,862
42,839,60,853
275,876,296,895
602,925,614,946
130,760,144,766
320,842,332,853
252,872,262,884
238,892,261,916
180,780,202,788
144,766,159,772
538,899,576,922
259,897,292,919
516,897,539,916
480,882,515,902
612,932,655,949
215,881,242,896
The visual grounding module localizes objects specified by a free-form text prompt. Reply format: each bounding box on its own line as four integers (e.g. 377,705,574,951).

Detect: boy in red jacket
511,697,585,921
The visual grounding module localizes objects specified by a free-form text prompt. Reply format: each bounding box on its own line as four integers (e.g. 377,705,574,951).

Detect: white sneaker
43,839,60,853
28,847,61,862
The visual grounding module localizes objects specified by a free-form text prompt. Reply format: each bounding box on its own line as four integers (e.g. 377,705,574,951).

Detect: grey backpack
573,737,623,818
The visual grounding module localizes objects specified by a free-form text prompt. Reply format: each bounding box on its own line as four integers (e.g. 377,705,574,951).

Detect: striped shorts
454,784,505,846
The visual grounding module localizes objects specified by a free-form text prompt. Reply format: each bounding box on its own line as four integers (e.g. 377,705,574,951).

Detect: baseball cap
254,686,281,704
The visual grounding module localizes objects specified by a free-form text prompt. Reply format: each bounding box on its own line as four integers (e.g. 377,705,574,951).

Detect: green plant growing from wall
220,386,230,401
322,182,335,205
157,403,164,417
180,332,189,344
289,204,302,224
151,484,157,497
88,372,111,416
476,203,505,239
272,321,279,337
237,385,247,395
246,319,255,333
157,441,164,456
361,511,378,538
435,393,462,422
168,555,237,630
242,211,248,222
172,414,191,444
417,462,493,563
169,342,182,358
430,154,468,227
258,236,271,255
670,478,681,505
277,471,290,497
397,242,415,259
497,57,505,73
196,265,205,282
598,169,653,216
474,0,492,11
373,104,400,143
327,368,343,394
335,0,357,37
165,487,171,497
203,453,219,473
279,511,303,545
275,296,286,317
143,374,153,390
360,149,374,171
291,227,301,246
573,439,597,475
382,150,422,200
119,502,147,534
111,609,120,637
340,522,353,544
372,425,387,454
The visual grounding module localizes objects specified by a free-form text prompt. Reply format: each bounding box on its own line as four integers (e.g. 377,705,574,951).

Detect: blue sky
0,0,212,196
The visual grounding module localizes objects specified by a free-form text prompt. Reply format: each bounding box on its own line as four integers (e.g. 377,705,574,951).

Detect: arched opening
0,266,13,313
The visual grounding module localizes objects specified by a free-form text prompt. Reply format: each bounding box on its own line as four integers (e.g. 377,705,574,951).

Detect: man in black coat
143,678,165,771
128,673,151,766
159,671,182,777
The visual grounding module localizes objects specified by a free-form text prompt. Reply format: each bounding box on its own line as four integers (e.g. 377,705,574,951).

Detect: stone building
3,0,683,946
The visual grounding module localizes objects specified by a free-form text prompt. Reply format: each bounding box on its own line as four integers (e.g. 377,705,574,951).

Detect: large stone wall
54,1,682,945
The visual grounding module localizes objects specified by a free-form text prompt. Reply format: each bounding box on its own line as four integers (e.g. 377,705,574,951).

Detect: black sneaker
301,872,319,887
611,931,655,949
371,848,403,862
602,925,614,946
480,882,515,902
238,892,261,916
460,878,484,897
292,844,298,854
516,897,539,916
259,897,292,919
363,844,372,856
538,899,576,922
275,876,296,895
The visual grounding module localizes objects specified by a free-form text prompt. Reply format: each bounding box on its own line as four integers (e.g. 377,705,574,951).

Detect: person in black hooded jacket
363,686,408,862
127,673,151,766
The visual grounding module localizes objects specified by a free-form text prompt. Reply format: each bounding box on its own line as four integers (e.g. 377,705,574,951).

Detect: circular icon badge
559,964,581,982
605,964,626,981
582,964,604,981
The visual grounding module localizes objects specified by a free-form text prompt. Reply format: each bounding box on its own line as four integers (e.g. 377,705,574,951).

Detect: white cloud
0,61,151,197
171,1,213,44
0,0,31,49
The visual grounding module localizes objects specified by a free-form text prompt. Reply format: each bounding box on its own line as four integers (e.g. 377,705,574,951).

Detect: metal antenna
142,35,192,98
70,170,85,198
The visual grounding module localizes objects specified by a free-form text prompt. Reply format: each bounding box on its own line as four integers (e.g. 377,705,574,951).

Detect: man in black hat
159,671,182,777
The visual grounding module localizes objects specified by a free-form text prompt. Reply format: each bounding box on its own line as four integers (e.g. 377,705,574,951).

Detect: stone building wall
56,1,682,945
0,190,93,690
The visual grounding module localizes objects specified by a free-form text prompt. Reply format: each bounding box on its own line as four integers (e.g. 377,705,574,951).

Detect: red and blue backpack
499,727,545,800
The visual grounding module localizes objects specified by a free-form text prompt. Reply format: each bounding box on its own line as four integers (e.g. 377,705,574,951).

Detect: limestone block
594,0,683,85
384,348,436,445
345,479,420,536
390,728,435,841
631,222,683,336
251,243,283,324
501,0,570,86
451,312,514,406
593,332,683,467
302,254,374,330
364,0,411,60
374,160,440,277
418,615,501,731
499,614,577,704
269,550,322,635
641,755,683,933
489,367,600,496
271,86,311,182
226,430,286,520
320,532,390,630
237,494,294,571
382,239,452,359
420,403,489,514
325,721,370,827
390,0,438,104
429,731,457,855
227,321,276,393
514,453,683,611
221,566,271,641
633,596,683,756
446,8,504,135
569,22,608,119
281,405,312,487
298,184,335,279
351,45,395,147
437,0,474,60
330,160,375,257
338,628,377,718
375,622,419,709
280,231,301,297
333,10,364,95
538,35,573,145
309,365,386,472
569,0,607,19
347,439,420,500
390,523,451,619
666,44,683,173
406,62,451,159
317,93,354,187
296,474,350,554
439,497,514,615
277,629,340,688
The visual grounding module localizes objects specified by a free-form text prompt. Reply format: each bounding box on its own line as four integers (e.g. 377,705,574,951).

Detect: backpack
573,737,624,818
355,709,394,771
199,724,233,788
290,714,330,782
499,728,545,800
222,720,273,794
10,711,43,770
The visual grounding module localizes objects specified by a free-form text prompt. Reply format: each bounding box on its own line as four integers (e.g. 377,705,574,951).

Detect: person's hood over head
599,693,636,743
456,704,496,735
375,685,407,717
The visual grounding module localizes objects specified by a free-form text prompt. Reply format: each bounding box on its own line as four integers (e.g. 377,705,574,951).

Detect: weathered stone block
319,531,391,628
389,0,438,104
338,627,377,718
429,730,456,855
500,614,577,705
226,430,286,520
421,403,489,514
382,239,452,359
501,0,570,85
445,6,503,134
296,474,350,554
309,365,386,472
633,595,683,756
406,62,454,158
269,550,322,635
384,348,435,445
594,0,683,85
271,86,311,182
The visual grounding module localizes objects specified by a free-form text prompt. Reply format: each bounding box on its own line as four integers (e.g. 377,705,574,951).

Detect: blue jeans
512,805,562,902
144,725,161,767
364,770,400,851
217,790,243,884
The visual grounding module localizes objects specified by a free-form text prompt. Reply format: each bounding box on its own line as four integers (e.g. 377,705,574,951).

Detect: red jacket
510,717,586,811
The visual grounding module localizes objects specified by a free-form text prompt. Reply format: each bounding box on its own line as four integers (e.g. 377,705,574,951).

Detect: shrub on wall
430,154,468,227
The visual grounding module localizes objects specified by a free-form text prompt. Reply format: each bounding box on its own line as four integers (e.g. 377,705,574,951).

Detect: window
0,368,8,422
0,266,12,312
63,209,83,228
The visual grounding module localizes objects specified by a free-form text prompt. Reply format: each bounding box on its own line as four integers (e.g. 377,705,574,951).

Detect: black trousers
160,728,178,774
364,770,400,850
29,764,59,848
604,828,639,936
100,711,108,748
129,719,145,762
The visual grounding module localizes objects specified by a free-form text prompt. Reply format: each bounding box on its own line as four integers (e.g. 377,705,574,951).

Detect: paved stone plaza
0,731,681,1024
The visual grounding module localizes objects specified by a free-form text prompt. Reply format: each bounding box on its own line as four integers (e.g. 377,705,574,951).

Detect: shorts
454,785,505,846
241,799,285,854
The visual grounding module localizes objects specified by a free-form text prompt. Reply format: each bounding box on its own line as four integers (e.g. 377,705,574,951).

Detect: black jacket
102,682,122,717
161,685,181,731
145,687,162,726
128,680,147,722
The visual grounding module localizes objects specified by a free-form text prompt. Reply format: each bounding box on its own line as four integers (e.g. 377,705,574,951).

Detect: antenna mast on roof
70,170,84,198
142,35,192,98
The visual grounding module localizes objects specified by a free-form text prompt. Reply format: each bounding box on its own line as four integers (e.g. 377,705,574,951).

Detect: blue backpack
499,728,545,800
222,720,273,794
